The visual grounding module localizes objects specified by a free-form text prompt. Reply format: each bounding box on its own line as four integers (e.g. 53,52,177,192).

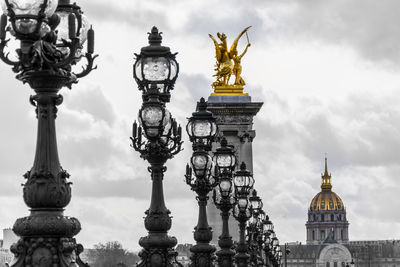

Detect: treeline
86,241,140,267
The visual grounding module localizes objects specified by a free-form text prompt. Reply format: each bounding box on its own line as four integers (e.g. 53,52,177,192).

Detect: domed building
283,158,400,267
306,158,349,245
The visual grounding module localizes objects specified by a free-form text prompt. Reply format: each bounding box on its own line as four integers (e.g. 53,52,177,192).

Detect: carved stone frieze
214,115,253,125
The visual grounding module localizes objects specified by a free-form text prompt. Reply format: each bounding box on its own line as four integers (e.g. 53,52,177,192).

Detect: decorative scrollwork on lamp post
185,97,218,267
131,26,183,267
0,0,96,266
212,138,237,267
232,162,254,267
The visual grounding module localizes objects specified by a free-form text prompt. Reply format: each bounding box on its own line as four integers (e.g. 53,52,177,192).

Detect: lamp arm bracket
0,38,19,67
74,52,98,78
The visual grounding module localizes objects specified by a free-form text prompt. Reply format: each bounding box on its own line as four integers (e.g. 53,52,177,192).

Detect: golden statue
209,26,251,96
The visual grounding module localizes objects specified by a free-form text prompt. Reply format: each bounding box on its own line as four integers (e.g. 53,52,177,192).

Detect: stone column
207,94,263,243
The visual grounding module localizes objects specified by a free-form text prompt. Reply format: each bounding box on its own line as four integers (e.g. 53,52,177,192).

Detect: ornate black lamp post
0,0,96,266
255,210,267,266
131,26,183,267
283,242,290,267
247,189,263,266
270,236,280,267
232,162,254,267
261,216,274,266
185,97,218,267
212,138,237,267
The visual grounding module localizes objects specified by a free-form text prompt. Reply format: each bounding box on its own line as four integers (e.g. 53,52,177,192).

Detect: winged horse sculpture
209,26,251,88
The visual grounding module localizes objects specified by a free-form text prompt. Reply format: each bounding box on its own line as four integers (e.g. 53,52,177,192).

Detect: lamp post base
216,248,235,267
190,241,216,267
10,211,87,267
137,234,181,267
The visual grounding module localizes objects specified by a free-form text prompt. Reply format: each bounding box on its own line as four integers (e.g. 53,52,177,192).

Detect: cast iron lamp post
262,230,272,267
232,162,254,267
271,236,280,267
283,242,290,267
0,0,96,266
247,189,263,267
212,138,237,267
256,210,267,266
185,97,218,267
261,216,273,267
131,26,183,267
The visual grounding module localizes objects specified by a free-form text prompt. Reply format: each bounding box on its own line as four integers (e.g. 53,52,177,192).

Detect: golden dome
310,191,344,211
309,157,345,211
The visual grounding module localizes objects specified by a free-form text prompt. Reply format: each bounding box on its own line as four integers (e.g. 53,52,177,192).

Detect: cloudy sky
1,0,400,252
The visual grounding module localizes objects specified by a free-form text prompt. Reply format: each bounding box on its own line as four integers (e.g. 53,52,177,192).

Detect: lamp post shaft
190,193,216,267
149,163,168,212
216,205,234,267
234,220,250,267
11,84,84,267
138,162,180,267
285,243,287,267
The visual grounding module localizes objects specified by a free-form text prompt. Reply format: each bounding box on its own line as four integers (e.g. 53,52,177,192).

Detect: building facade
283,159,400,267
0,228,18,266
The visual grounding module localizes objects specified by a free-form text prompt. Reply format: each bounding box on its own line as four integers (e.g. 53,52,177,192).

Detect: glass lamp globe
191,152,212,177
219,179,232,197
237,197,248,211
55,10,89,54
142,57,169,81
264,220,273,232
214,138,236,174
139,105,170,138
186,98,217,149
249,189,263,213
2,0,58,34
187,119,216,140
133,27,179,102
216,154,233,168
234,162,254,195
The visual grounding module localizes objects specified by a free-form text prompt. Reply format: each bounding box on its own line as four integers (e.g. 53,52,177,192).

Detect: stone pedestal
207,95,263,243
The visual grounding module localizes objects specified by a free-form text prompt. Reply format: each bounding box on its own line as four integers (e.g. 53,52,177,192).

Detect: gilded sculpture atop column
209,26,251,96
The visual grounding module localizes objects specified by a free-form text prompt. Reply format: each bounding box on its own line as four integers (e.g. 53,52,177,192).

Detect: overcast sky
1,0,400,252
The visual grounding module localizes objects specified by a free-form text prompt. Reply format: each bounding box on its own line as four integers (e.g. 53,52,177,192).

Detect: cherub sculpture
209,26,251,88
